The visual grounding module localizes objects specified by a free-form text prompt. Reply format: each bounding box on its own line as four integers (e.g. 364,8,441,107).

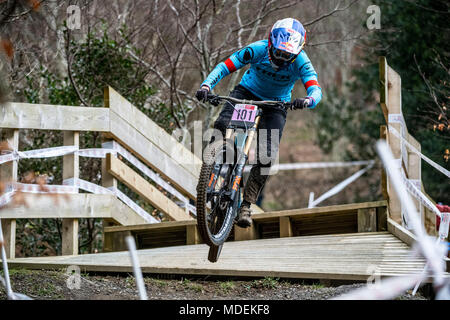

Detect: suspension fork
229,116,261,201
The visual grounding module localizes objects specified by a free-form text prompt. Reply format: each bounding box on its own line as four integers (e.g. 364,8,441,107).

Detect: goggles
271,47,295,62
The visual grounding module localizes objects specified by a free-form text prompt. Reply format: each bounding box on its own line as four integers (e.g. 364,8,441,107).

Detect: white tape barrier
111,187,159,224
400,170,443,219
376,141,446,287
102,141,196,215
0,178,157,224
309,162,374,208
0,146,79,165
389,125,450,178
64,178,158,224
0,143,196,215
243,160,375,173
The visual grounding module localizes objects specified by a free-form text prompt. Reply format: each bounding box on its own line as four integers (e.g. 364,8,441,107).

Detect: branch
304,0,360,27
66,29,89,107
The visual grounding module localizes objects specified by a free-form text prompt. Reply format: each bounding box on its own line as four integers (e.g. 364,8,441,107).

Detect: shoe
236,205,252,228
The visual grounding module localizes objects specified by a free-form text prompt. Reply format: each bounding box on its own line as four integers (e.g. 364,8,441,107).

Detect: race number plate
231,104,258,126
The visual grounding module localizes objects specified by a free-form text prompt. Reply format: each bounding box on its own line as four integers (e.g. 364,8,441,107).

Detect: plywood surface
8,232,444,281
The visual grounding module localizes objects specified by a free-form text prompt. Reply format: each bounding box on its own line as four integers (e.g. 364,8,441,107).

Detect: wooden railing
0,86,205,257
379,57,437,236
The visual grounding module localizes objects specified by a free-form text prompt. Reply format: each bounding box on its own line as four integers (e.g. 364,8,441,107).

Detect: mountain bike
196,94,293,262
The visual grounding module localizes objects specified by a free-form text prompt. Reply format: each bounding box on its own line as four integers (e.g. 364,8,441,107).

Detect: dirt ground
0,269,429,300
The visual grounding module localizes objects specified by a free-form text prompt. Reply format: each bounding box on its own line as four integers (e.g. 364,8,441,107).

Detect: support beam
407,134,424,229
62,131,79,256
380,125,388,200
186,225,201,245
101,139,118,228
377,206,388,232
61,219,78,256
357,208,377,232
0,129,18,258
106,154,192,221
279,216,293,238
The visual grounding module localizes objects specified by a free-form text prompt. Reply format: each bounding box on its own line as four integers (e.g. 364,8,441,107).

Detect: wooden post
407,135,424,229
62,131,79,255
101,138,118,229
385,64,403,225
279,216,293,238
380,125,388,200
0,129,19,258
186,225,201,245
377,206,388,232
234,224,258,241
357,208,377,232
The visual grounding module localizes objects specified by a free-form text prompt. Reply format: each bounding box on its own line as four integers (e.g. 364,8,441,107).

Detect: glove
196,86,210,103
291,98,311,110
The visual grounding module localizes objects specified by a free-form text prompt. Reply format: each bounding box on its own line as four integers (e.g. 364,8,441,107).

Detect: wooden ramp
8,232,446,281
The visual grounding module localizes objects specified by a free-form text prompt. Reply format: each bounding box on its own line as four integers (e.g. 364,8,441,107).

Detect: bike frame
206,95,290,215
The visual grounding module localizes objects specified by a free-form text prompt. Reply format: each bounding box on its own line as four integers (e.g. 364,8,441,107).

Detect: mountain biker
195,18,322,228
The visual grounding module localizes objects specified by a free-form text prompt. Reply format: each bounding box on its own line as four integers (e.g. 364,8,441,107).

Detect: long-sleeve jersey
201,40,322,108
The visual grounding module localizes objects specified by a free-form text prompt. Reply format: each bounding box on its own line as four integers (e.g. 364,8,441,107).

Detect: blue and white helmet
268,18,306,69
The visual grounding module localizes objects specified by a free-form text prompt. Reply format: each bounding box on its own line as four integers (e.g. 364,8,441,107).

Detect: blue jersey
202,40,322,108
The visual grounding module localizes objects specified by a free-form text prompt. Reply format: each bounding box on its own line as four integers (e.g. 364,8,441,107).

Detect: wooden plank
104,220,196,233
62,131,79,256
106,153,192,221
279,216,293,238
105,87,202,177
1,193,112,219
388,218,416,246
253,201,387,221
0,103,110,131
357,208,377,232
2,219,16,259
109,111,197,199
8,233,442,282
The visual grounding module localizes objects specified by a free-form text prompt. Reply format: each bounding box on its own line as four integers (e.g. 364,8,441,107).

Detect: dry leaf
28,0,41,11
0,39,14,60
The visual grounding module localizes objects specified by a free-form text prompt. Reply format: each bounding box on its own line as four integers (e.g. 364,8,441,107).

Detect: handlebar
206,94,293,110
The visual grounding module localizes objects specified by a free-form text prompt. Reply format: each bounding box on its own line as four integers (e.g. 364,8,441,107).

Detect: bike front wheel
196,141,240,247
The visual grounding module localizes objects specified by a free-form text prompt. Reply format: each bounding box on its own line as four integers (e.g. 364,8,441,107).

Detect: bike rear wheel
196,141,240,247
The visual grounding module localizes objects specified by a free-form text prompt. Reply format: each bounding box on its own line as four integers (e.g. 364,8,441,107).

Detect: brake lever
206,94,221,106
